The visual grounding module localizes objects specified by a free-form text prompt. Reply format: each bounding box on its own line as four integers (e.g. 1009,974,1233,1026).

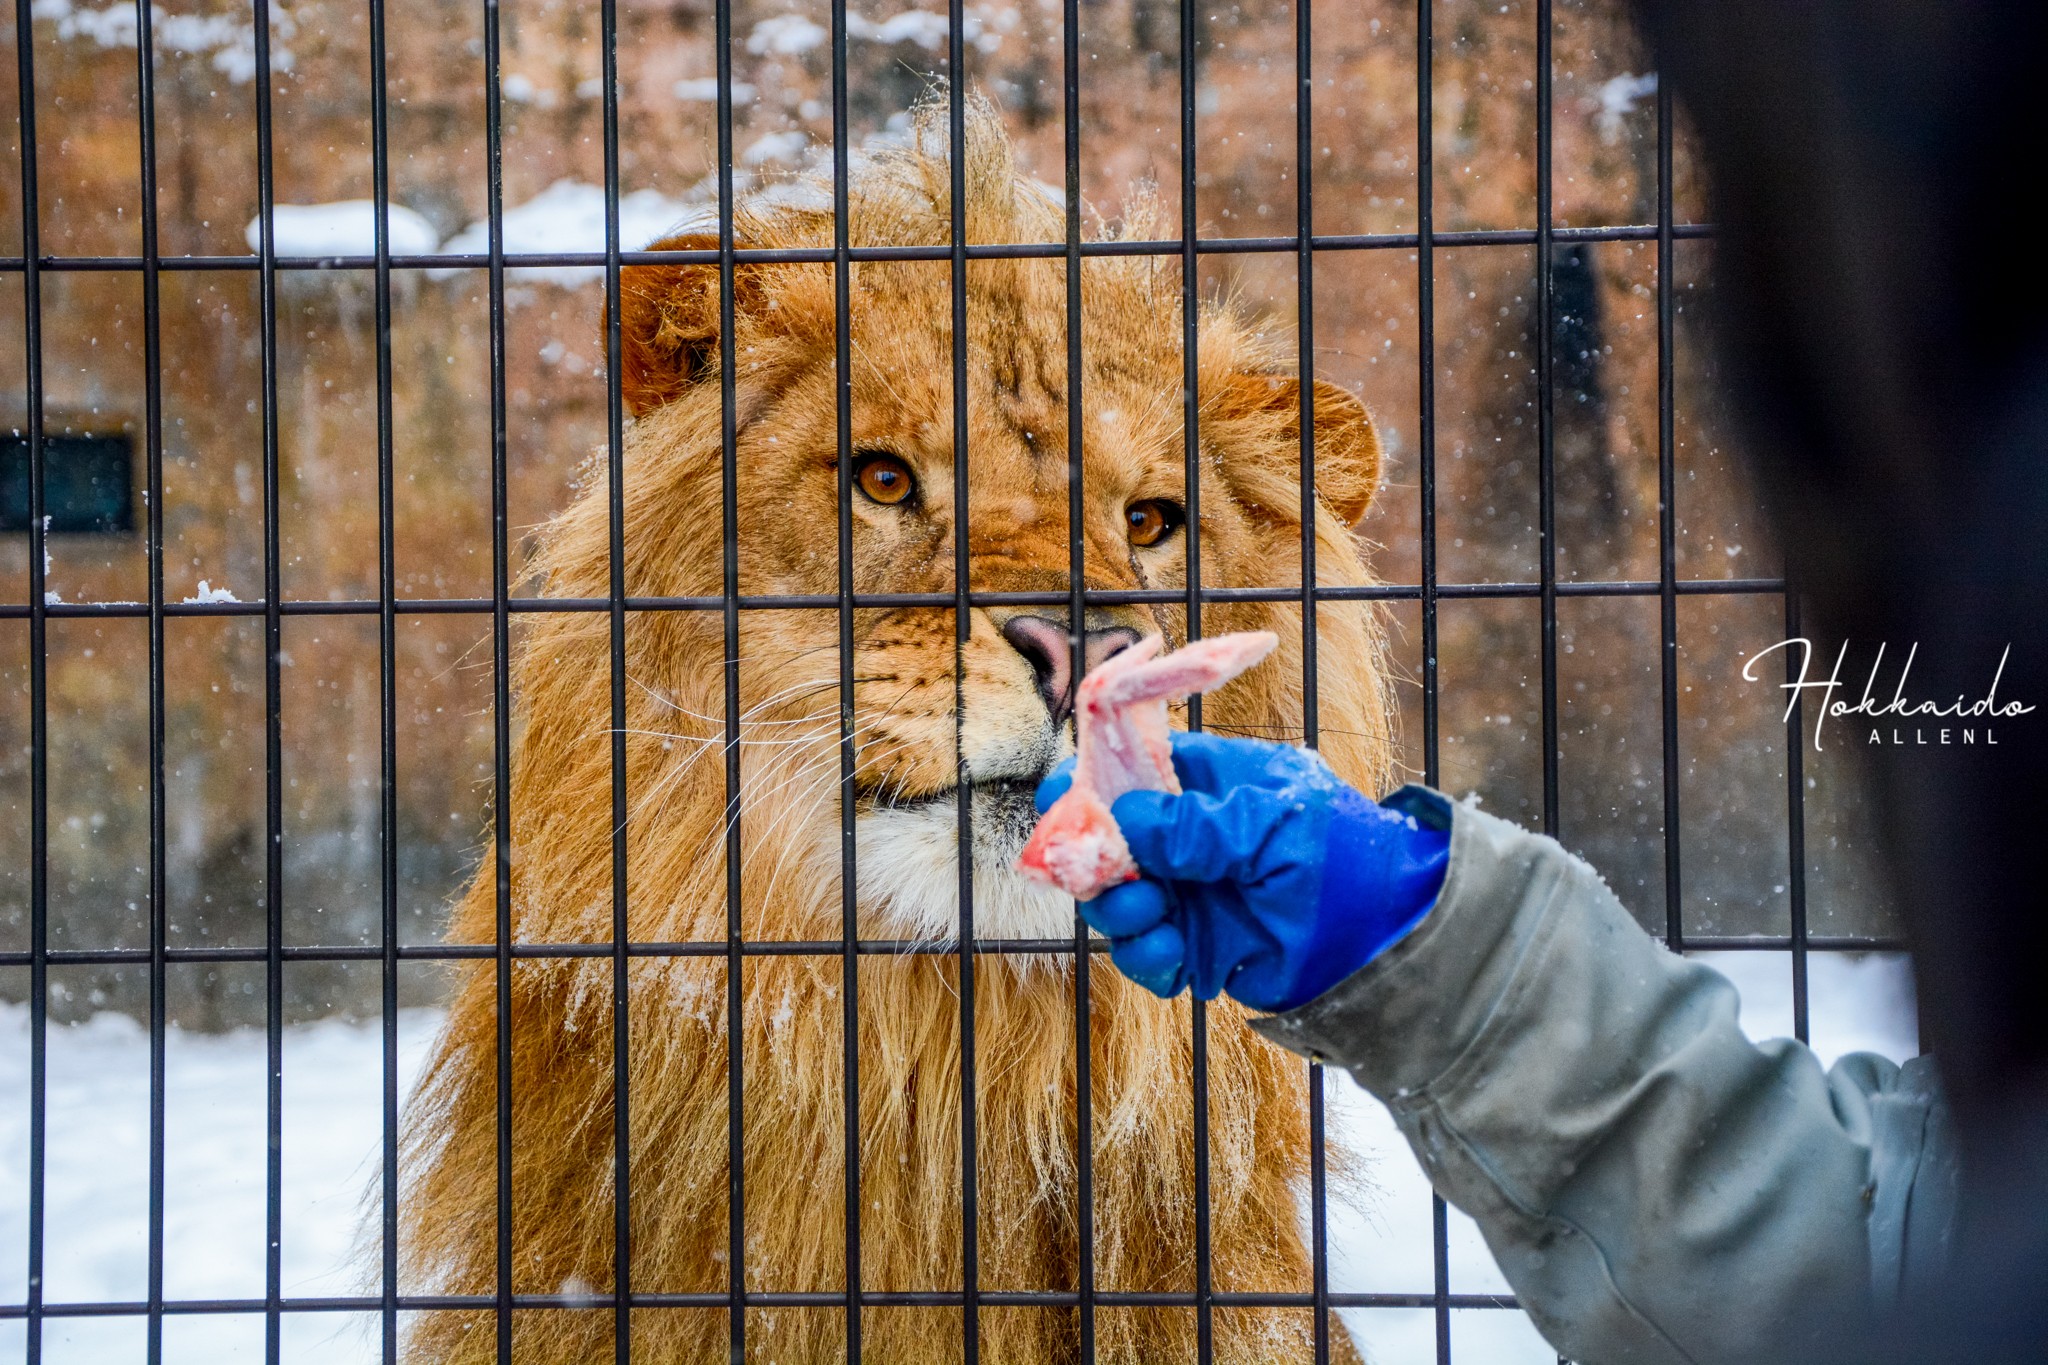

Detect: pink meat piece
1017,630,1280,899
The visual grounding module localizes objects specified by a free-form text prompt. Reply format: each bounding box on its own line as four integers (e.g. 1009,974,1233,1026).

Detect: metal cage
1,0,1902,1361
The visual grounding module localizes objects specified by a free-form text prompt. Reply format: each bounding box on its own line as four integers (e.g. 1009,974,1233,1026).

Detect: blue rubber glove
1034,732,1449,1012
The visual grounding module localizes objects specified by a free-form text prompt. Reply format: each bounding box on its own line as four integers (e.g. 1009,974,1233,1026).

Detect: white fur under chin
855,804,1078,945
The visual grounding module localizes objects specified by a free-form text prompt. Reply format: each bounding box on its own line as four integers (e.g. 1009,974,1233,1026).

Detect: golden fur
398,98,1396,1363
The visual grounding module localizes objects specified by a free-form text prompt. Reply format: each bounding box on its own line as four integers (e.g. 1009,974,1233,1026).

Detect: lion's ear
1219,374,1383,526
610,233,766,418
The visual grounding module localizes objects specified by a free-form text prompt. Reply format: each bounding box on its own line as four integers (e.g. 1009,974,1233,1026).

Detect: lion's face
594,136,1383,946
712,260,1243,941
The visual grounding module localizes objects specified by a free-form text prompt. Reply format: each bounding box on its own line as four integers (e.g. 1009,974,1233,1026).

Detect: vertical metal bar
481,0,515,1355
1656,78,1681,953
1785,593,1809,1043
1061,0,1095,1353
367,0,400,1356
1535,0,1558,842
1308,1067,1330,1363
1512,13,1561,1357
1414,2,1450,1361
1294,0,1318,755
1293,2,1331,1361
712,1,746,1356
598,0,632,1354
9,0,44,1348
250,3,285,1358
1177,0,1213,1356
943,14,980,1360
1176,0,1203,664
1432,1196,1451,1365
135,0,167,1359
1415,0,1438,803
829,0,861,1355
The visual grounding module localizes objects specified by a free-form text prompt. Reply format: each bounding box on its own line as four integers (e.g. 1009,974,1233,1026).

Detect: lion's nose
999,615,1142,726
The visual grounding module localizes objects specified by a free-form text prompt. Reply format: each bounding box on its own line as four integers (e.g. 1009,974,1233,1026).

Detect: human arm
1040,734,1958,1363
1249,786,1958,1364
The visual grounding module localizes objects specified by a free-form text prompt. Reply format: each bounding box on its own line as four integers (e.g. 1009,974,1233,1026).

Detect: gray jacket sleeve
1249,786,1958,1365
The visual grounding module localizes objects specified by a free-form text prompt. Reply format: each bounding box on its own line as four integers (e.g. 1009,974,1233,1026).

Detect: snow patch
501,71,558,108
743,9,1001,57
851,10,949,48
183,580,240,604
31,0,297,83
432,180,713,286
1693,950,1920,1066
673,76,758,104
244,201,440,258
1592,72,1658,143
745,13,826,55
741,130,809,167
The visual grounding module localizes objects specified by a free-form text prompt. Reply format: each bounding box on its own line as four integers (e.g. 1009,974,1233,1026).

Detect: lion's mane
397,98,1394,1364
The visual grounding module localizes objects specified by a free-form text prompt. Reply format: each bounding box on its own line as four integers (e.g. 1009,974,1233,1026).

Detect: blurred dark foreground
1638,2,2048,1359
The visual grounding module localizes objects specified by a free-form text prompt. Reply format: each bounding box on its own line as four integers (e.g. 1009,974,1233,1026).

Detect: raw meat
1017,629,1280,899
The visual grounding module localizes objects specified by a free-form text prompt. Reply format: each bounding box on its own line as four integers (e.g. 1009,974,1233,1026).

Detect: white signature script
1740,639,2035,752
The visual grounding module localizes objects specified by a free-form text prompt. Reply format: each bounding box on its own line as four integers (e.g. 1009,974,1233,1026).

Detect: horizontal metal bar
0,578,1788,622
0,222,1713,276
0,1290,1525,1318
1,934,1909,968
1677,935,1912,953
9,938,1114,966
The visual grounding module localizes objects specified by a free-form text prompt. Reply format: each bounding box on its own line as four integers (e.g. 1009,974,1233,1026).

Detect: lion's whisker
747,735,921,910
647,705,839,730
726,726,893,823
612,714,843,838
621,727,838,840
601,727,838,750
620,649,839,722
629,662,928,738
727,724,910,874
613,698,915,843
745,770,846,911
703,761,843,875
742,688,838,719
681,716,898,854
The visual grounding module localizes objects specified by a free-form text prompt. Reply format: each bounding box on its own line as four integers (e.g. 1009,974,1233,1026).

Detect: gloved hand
1034,731,1449,1012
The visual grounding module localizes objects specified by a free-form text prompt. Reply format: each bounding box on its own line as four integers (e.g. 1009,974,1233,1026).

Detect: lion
397,97,1395,1364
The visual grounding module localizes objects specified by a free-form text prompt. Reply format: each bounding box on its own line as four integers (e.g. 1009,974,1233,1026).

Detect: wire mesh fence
2,0,1909,1361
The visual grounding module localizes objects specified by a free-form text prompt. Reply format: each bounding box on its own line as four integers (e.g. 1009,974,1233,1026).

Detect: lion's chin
855,798,1081,945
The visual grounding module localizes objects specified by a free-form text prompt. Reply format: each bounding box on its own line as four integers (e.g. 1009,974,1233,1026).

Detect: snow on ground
0,1006,443,1364
1,954,1916,1364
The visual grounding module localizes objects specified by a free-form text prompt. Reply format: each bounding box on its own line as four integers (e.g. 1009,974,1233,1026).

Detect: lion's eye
1126,498,1185,548
854,452,917,506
